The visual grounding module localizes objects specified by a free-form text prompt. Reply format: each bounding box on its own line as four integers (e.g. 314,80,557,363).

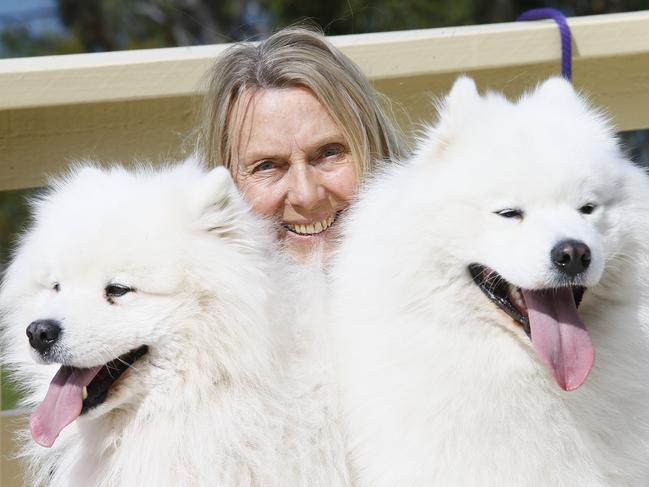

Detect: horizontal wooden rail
1,11,648,190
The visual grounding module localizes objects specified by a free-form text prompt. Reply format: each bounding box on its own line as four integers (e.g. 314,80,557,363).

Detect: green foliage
1,367,21,411
0,189,32,411
0,189,33,270
263,0,478,34
2,0,649,58
1,26,82,57
54,0,249,51
262,0,649,35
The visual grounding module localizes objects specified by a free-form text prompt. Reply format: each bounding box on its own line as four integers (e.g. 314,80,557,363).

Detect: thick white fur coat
1,161,348,487
330,78,649,486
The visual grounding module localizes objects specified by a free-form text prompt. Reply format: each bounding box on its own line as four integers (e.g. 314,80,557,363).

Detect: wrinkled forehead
227,87,289,175
228,86,343,171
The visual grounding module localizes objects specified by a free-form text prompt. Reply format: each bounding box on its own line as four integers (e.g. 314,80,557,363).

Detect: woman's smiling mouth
283,213,338,235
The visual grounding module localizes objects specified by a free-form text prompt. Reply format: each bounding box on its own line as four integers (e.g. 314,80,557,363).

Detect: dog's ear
445,76,481,111
437,77,481,127
419,76,481,160
193,166,251,241
533,77,581,107
528,77,602,126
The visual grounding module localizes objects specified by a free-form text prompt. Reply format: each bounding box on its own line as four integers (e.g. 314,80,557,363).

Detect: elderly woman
198,27,407,259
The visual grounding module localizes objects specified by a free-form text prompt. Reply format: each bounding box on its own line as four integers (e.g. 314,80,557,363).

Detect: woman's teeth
286,215,335,235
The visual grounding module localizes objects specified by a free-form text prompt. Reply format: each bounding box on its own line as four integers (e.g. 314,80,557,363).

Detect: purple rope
517,8,572,81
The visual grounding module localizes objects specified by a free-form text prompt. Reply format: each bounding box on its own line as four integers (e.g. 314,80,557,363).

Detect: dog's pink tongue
30,365,101,448
522,288,595,391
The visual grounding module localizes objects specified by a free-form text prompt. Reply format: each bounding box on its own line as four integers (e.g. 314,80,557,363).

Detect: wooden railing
1,11,649,486
0,11,648,191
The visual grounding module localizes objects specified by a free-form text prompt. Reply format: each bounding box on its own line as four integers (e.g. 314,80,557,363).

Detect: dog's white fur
330,77,649,486
1,161,348,487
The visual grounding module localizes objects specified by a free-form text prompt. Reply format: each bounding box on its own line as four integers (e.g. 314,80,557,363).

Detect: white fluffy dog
1,161,348,487
330,78,649,486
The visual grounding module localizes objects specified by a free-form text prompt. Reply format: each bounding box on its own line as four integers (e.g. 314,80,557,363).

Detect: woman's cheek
240,177,288,218
322,160,359,203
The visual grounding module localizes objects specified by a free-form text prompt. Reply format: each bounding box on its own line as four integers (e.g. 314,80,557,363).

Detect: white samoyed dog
330,77,649,486
1,161,348,487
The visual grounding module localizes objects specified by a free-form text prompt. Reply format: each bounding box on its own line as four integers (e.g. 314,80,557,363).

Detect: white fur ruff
330,78,649,486
1,160,348,487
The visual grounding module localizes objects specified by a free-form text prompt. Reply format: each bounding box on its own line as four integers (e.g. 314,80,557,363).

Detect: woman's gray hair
197,26,407,178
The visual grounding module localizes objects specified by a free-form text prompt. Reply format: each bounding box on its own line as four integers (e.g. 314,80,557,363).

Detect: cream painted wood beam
1,11,649,190
0,11,647,109
338,11,649,79
0,11,649,110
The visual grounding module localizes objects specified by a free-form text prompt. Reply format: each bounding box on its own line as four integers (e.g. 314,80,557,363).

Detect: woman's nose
287,166,324,211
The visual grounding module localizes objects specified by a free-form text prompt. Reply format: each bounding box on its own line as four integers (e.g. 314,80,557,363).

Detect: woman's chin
279,228,335,262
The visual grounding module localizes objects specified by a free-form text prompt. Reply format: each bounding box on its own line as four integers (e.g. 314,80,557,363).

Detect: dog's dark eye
52,282,60,292
579,203,597,215
495,208,524,219
105,284,133,298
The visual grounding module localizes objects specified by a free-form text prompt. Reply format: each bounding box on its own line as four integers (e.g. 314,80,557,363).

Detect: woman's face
231,87,358,259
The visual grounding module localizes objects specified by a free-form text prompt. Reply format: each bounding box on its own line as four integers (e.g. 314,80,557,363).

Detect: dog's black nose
26,319,62,354
551,239,591,277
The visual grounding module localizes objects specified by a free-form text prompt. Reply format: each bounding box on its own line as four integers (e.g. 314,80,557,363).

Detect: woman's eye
105,284,134,298
495,208,524,219
320,144,344,159
251,160,276,173
579,203,597,215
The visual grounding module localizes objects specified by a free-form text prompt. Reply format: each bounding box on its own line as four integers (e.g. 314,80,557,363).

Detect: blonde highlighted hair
198,26,406,179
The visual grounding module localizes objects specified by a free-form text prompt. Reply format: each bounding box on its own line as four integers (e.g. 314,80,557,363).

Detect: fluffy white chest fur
330,78,649,486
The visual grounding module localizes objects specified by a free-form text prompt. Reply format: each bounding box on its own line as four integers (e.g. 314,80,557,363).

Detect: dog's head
410,77,647,391
0,160,274,447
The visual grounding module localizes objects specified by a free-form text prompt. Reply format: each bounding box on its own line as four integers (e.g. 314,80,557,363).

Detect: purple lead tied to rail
517,8,572,81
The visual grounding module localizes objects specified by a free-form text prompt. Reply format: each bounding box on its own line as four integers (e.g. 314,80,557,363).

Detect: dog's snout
26,319,62,353
551,239,591,277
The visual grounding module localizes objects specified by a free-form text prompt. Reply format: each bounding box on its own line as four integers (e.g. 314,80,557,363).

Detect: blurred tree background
1,0,649,408
2,0,649,56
